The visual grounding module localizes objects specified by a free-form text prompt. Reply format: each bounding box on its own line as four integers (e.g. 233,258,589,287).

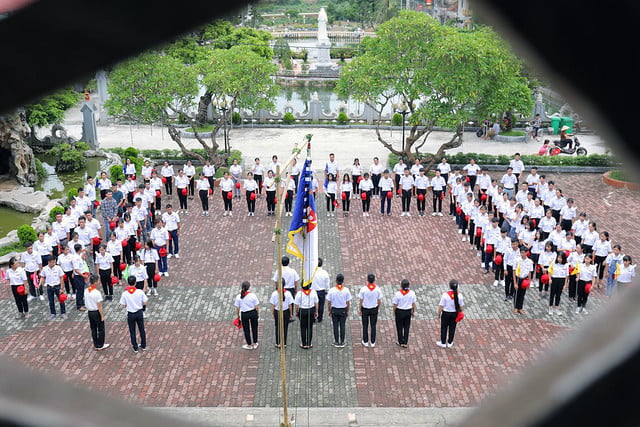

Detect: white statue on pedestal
314,7,333,68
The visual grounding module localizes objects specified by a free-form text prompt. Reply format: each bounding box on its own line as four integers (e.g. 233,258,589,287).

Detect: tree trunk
422,125,464,172
195,92,212,128
167,122,228,169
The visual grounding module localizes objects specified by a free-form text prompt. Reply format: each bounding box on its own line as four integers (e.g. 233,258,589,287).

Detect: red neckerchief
336,284,343,291
126,286,136,294
400,288,410,296
302,288,311,296
367,283,376,291
447,290,455,299
87,285,96,292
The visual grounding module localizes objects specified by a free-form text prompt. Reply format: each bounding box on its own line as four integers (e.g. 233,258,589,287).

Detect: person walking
5,257,29,318
234,281,260,350
94,245,114,301
326,274,351,348
294,284,319,349
270,280,293,349
162,204,181,259
85,274,109,351
576,254,597,314
392,279,417,348
311,257,330,323
513,246,534,314
358,273,383,348
40,255,67,320
120,275,148,353
436,279,464,348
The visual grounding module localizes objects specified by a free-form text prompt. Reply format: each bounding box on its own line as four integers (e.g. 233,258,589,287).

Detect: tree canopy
24,87,80,129
337,11,533,164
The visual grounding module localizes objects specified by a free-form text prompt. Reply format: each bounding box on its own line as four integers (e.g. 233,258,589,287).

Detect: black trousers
361,307,379,344
550,277,565,306
266,191,276,212
254,175,263,194
187,176,195,196
371,174,381,196
331,307,348,344
285,190,294,212
342,192,351,211
11,285,28,313
361,190,371,212
395,308,412,345
440,311,458,344
273,308,290,345
298,307,315,346
494,253,504,280
99,268,113,297
127,310,146,350
515,277,528,310
401,189,412,212
504,266,514,297
88,310,105,349
222,190,233,211
380,195,391,214
577,280,590,308
73,274,86,308
433,190,443,212
177,189,188,209
326,193,336,212
246,191,256,213
241,309,259,345
112,256,122,280
164,177,173,195
316,290,327,322
199,189,209,211
352,176,360,194
63,269,73,294
145,262,156,288
568,274,577,298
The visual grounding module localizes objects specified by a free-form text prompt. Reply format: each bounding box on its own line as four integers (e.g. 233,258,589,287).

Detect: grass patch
608,170,629,181
500,130,526,137
184,125,216,133
0,241,25,257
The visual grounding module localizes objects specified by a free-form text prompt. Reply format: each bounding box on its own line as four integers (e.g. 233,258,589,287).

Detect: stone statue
310,7,338,76
318,7,329,41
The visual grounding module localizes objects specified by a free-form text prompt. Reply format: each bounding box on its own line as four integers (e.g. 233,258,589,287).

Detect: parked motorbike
550,137,587,156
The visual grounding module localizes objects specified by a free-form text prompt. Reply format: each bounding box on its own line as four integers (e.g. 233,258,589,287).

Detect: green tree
24,87,81,143
337,12,532,166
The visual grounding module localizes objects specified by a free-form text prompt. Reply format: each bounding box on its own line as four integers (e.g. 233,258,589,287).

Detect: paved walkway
0,164,637,425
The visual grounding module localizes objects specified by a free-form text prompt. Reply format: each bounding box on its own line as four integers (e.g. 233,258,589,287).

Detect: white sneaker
556,310,563,316
146,289,152,296
476,251,481,257
167,254,173,259
369,342,376,348
153,288,158,296
248,213,251,217
253,342,259,349
499,280,505,286
493,280,499,287
223,211,227,216
406,213,411,217
436,341,447,348
229,212,232,216
164,272,169,277
362,340,369,347
447,342,454,348
458,229,463,234
575,307,581,314
438,212,444,216
27,295,35,302
242,344,253,350
39,295,45,301
582,309,589,314
174,254,180,259
432,212,438,216
548,308,553,315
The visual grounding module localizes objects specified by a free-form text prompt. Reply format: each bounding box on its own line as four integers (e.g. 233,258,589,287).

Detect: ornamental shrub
17,224,37,246
283,112,295,125
48,206,65,223
337,112,349,125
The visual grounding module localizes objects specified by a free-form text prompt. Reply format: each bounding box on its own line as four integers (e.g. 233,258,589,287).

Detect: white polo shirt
162,212,180,231
311,267,330,293
358,284,383,309
392,289,416,310
234,292,260,312
270,290,294,311
272,266,300,292
120,287,148,312
85,287,103,311
41,265,64,286
326,286,351,309
294,289,319,309
439,290,465,313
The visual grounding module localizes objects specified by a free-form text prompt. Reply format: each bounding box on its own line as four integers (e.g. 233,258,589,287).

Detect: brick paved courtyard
0,172,637,413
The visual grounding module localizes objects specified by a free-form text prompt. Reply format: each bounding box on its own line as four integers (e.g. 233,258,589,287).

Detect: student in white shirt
162,205,181,258
252,158,265,196
358,273,383,347
268,155,281,176
513,246,533,314
121,275,148,352
483,218,501,273
229,159,243,199
40,256,67,319
271,280,294,348
437,280,464,348
359,173,374,216
22,242,43,301
567,244,585,301
94,245,114,301
234,281,260,350
324,153,340,187
123,158,137,178
129,256,148,292
351,158,363,196
140,241,160,296
576,254,597,314
616,255,636,293
604,244,624,296
549,252,569,315
263,170,277,216
414,168,429,217
539,209,557,241
581,221,599,256
325,173,338,216
175,169,189,214
463,159,481,190
183,160,196,198
500,167,518,199
369,157,384,198
493,229,510,286
326,274,351,348
392,279,417,348
202,160,215,190
503,238,520,301
572,212,589,246
243,172,258,216
106,231,123,282
430,169,446,216
273,256,300,299
526,167,540,198
549,188,567,223
311,258,330,322
341,175,353,216
282,173,296,216
5,257,29,318
509,153,525,184
411,158,423,178
85,274,109,350
196,172,211,216
559,198,577,232
399,168,414,216
294,284,319,349
378,169,394,215
290,158,301,188
149,170,163,211
392,158,406,195
150,220,169,277
161,161,174,195
593,231,612,288
476,168,491,208
437,158,451,184
58,245,75,297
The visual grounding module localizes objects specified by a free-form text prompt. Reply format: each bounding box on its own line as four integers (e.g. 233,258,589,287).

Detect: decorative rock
0,186,50,213
0,110,37,186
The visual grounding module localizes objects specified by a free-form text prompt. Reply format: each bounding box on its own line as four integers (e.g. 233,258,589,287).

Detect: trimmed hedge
388,152,620,169
104,148,243,167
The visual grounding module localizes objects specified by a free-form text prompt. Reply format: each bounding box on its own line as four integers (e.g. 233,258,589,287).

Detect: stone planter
494,134,528,143
602,171,637,190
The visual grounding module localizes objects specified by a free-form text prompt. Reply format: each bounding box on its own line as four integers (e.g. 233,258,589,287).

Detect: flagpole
272,142,302,427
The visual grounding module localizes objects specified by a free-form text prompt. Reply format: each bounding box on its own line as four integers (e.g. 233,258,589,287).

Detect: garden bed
602,170,638,190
